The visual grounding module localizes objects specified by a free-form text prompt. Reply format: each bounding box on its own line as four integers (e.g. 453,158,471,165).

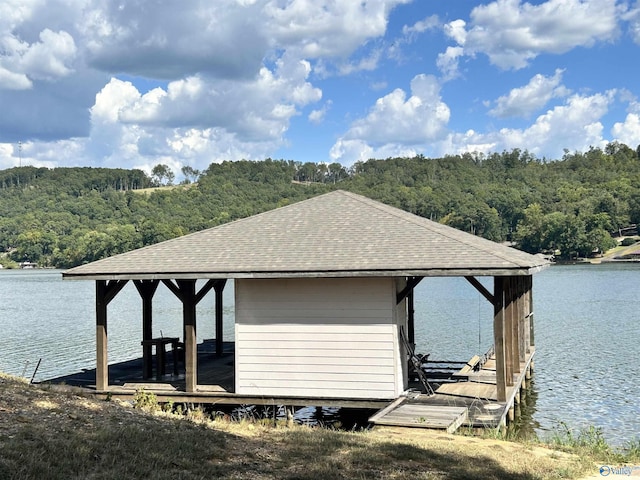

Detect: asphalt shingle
63,190,549,280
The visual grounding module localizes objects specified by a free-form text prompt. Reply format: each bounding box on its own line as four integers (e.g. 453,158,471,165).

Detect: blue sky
1,0,639,176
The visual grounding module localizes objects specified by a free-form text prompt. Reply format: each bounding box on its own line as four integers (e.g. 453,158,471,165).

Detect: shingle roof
63,190,549,280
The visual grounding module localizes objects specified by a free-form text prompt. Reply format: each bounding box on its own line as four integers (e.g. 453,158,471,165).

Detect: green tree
151,164,175,186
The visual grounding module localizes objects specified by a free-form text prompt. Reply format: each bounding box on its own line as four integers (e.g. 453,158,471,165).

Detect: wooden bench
141,337,179,380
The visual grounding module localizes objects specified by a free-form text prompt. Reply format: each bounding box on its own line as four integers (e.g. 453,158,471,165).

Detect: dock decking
369,350,535,432
46,341,534,432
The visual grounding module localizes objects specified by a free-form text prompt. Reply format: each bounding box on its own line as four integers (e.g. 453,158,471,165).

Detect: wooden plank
235,385,397,399
452,355,481,378
239,340,392,350
493,277,507,402
237,363,396,375
123,383,177,391
237,348,395,358
95,281,109,391
238,324,392,334
368,397,406,423
239,371,395,383
371,405,468,433
237,331,392,342
237,378,394,390
236,355,394,367
436,382,498,401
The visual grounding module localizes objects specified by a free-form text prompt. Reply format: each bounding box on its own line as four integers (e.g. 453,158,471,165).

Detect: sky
1,0,640,177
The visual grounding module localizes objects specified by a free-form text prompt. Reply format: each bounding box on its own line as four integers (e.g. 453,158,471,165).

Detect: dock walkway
369,350,535,432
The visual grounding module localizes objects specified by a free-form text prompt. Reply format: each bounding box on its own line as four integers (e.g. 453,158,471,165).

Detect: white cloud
81,1,269,80
489,69,570,118
0,0,410,166
441,0,621,73
443,91,615,158
330,74,450,163
436,46,465,81
622,2,640,44
443,19,467,46
113,56,321,144
266,0,411,58
612,101,640,146
308,100,332,124
19,29,77,80
401,15,440,39
0,66,31,90
612,113,640,146
0,29,77,88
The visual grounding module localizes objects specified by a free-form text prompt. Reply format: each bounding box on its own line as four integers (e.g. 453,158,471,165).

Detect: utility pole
18,141,22,167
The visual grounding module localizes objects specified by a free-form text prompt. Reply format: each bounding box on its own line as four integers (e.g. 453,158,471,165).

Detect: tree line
1,142,639,268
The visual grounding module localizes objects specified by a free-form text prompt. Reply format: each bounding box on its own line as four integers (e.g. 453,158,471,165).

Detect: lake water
0,264,638,444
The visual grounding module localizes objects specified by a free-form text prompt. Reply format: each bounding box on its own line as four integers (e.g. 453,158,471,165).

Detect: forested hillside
1,142,639,268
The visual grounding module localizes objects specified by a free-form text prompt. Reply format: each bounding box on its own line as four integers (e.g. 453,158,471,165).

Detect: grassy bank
0,374,635,479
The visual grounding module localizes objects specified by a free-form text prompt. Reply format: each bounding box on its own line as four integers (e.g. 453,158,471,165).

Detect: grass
0,373,635,479
548,421,640,465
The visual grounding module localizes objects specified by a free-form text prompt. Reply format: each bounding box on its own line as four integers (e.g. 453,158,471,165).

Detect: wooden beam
161,279,182,300
396,276,424,304
134,280,160,379
517,277,526,362
407,289,415,345
163,278,226,390
95,281,108,391
175,280,198,393
493,277,506,402
103,280,128,305
465,276,494,304
95,279,128,391
527,276,535,348
214,280,227,357
504,278,515,385
508,277,520,375
195,279,216,305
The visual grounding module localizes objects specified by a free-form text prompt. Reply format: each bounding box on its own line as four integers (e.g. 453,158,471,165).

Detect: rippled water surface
1,265,638,443
411,263,640,444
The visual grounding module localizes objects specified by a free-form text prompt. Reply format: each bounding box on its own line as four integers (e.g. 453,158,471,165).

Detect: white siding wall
235,277,402,399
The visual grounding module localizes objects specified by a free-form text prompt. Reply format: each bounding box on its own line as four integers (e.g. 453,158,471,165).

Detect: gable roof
63,190,549,280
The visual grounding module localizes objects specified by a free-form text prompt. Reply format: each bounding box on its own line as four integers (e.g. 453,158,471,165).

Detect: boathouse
62,190,548,428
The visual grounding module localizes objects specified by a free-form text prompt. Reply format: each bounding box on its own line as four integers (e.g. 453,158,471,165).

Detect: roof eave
62,263,550,282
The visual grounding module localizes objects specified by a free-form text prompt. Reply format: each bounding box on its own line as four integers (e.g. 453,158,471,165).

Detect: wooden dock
369,349,535,432
46,340,534,431
44,339,390,409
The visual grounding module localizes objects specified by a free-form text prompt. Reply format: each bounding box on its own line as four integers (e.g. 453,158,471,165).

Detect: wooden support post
527,276,535,348
214,280,227,357
134,280,160,379
162,279,217,393
518,277,526,363
95,280,127,391
408,289,415,346
503,279,515,385
523,277,531,355
96,281,108,391
179,280,198,393
493,277,507,402
508,277,521,375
